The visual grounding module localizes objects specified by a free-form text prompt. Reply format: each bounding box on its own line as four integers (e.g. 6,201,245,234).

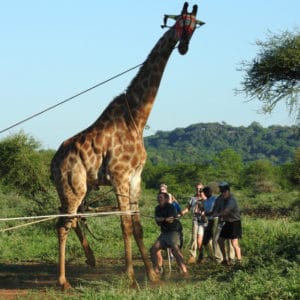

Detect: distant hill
144,122,300,165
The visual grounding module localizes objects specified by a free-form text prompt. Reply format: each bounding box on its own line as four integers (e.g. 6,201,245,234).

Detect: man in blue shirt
200,186,217,262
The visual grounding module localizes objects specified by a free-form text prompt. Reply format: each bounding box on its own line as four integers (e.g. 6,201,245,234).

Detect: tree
0,131,54,197
209,148,244,187
237,29,300,119
290,147,300,185
243,159,278,193
0,132,60,215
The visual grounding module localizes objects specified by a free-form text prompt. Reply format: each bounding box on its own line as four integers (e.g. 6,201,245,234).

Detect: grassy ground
0,189,299,299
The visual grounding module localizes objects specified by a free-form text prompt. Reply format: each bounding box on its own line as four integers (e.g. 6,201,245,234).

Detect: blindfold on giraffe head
161,2,205,55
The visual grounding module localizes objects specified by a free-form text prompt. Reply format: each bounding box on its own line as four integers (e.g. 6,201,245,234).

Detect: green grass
0,189,299,299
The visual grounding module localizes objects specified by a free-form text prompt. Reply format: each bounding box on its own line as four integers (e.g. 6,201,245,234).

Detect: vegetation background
0,127,299,299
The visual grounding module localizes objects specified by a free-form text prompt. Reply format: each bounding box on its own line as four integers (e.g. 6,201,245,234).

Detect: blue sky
0,1,299,149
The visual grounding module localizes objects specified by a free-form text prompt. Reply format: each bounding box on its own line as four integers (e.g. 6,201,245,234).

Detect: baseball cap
218,181,230,192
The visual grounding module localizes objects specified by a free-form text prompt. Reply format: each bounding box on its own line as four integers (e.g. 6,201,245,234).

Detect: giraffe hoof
58,280,72,291
149,270,161,283
129,280,139,290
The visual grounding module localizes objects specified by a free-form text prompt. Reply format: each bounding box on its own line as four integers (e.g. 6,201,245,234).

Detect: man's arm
212,196,222,217
181,197,193,215
205,196,216,216
164,204,178,223
154,206,164,225
174,202,182,216
155,217,165,224
218,197,236,217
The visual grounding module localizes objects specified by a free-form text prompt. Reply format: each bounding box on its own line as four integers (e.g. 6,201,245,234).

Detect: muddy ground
0,257,230,299
0,258,140,299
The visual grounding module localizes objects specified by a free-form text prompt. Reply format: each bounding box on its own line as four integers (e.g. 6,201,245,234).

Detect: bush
0,132,54,197
243,159,279,193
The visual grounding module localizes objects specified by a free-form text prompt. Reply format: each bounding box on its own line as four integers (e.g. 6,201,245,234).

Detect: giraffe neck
125,27,178,131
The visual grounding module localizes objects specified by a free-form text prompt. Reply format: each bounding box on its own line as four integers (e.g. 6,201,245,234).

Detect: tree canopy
237,29,300,119
145,122,300,165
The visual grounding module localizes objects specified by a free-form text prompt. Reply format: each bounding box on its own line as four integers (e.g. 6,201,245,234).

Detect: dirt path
0,259,130,299
0,258,225,298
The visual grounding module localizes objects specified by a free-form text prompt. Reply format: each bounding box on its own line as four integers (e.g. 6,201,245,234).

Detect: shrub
0,132,54,197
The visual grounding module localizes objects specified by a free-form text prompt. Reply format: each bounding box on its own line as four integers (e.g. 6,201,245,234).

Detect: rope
139,213,182,220
0,210,139,233
124,93,140,136
0,63,143,134
166,248,172,277
0,217,56,233
0,210,139,222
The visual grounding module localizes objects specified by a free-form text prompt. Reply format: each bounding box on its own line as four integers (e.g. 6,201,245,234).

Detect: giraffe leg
132,213,160,283
120,213,137,288
73,219,96,267
129,170,159,283
114,181,138,287
57,219,72,290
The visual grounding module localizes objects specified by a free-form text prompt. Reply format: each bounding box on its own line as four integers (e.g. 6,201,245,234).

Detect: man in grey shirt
213,182,242,265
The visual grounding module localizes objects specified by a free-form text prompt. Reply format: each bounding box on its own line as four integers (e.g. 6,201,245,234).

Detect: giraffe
50,2,203,290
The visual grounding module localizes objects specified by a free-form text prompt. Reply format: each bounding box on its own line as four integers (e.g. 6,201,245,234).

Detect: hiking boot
197,252,204,264
221,260,232,266
197,257,204,264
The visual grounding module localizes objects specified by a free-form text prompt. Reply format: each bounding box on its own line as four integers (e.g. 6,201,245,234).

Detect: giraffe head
162,2,204,55
175,2,200,55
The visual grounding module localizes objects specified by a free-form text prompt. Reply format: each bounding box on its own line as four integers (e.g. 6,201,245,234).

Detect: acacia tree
237,30,300,119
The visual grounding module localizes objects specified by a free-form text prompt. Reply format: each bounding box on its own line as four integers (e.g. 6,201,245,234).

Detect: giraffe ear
192,4,198,16
196,20,205,26
181,2,188,15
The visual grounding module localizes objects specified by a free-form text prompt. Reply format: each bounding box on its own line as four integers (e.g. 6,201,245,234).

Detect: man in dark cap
213,182,242,265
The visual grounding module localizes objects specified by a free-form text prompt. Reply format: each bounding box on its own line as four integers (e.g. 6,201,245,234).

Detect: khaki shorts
197,223,205,236
157,231,181,249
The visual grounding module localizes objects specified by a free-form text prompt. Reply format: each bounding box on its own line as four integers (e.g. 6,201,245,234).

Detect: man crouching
150,192,189,278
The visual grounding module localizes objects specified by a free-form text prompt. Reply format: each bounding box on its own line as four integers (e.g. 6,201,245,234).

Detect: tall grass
0,189,299,299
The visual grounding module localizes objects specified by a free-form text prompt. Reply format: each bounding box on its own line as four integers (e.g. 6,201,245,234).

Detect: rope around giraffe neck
124,93,140,136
